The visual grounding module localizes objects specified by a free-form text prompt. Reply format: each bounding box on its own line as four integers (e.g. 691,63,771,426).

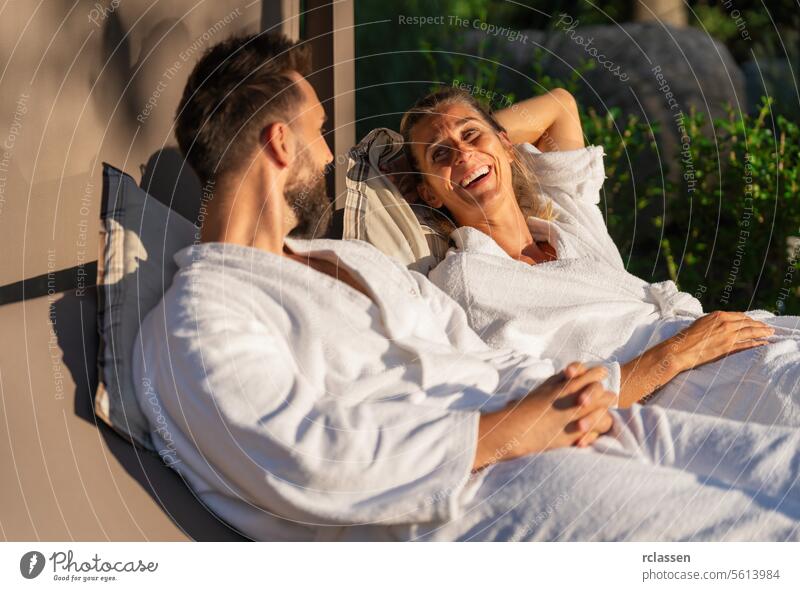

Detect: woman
399,87,800,426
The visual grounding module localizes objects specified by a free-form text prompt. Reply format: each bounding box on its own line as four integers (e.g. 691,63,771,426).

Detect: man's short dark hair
175,33,312,185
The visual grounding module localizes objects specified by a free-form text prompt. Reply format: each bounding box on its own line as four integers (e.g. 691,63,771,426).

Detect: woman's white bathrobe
429,145,800,426
134,239,800,541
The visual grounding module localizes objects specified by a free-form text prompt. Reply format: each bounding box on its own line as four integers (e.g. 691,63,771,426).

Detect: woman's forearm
619,312,774,407
618,341,684,407
493,88,585,151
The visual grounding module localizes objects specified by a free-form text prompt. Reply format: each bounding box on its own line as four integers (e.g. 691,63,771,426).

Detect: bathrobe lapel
284,237,419,339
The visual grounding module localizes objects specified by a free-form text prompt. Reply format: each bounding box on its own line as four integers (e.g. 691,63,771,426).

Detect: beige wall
0,0,261,285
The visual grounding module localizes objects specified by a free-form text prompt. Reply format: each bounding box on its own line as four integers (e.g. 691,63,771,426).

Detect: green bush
592,101,800,315
654,101,800,314
588,100,800,315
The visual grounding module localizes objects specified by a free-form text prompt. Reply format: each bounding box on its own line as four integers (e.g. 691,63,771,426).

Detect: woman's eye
433,148,447,162
464,129,479,141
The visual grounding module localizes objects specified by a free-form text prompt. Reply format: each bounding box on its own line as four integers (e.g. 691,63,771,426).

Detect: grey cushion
96,164,196,450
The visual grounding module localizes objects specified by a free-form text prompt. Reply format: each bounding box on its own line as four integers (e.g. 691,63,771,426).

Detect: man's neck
199,170,290,255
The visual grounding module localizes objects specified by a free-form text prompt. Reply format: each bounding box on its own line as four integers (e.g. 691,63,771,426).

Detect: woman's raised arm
494,88,585,152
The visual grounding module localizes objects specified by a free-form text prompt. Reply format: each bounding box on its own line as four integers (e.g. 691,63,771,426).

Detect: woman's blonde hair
399,87,553,234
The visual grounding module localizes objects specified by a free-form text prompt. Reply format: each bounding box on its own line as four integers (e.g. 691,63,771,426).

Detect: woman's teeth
460,165,490,188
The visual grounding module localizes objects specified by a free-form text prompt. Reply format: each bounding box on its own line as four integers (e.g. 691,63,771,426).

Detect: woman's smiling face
409,102,515,225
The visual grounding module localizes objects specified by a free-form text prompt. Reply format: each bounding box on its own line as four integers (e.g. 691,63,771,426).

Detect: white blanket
429,145,800,427
134,238,800,540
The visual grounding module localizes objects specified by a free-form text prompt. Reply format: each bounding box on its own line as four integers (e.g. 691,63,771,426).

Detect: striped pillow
343,128,451,274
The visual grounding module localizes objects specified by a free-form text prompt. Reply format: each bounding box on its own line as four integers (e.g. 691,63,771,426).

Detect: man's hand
472,362,616,471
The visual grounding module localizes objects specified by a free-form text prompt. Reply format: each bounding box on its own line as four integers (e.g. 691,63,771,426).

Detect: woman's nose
451,143,472,166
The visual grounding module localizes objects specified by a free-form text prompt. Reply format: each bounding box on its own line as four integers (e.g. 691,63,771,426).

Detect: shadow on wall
91,10,194,173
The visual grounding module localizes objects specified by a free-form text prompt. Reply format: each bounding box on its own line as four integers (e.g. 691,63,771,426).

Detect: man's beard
285,160,332,239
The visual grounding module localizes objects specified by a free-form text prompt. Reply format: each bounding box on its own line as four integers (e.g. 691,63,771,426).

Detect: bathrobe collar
449,226,513,258
527,216,572,259
175,238,418,339
449,222,567,261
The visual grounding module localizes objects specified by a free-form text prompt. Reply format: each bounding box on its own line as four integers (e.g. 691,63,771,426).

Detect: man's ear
417,181,443,208
261,122,293,169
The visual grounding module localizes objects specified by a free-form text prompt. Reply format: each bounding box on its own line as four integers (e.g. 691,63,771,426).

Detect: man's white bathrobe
429,145,800,427
134,238,800,541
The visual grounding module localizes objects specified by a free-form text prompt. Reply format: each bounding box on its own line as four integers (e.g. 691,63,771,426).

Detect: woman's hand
618,311,773,407
668,311,774,372
379,153,418,203
472,362,616,471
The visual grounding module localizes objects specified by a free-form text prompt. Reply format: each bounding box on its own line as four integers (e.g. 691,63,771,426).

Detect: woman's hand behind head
379,152,419,203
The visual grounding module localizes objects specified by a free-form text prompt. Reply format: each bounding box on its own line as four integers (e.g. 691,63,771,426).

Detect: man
133,33,800,541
